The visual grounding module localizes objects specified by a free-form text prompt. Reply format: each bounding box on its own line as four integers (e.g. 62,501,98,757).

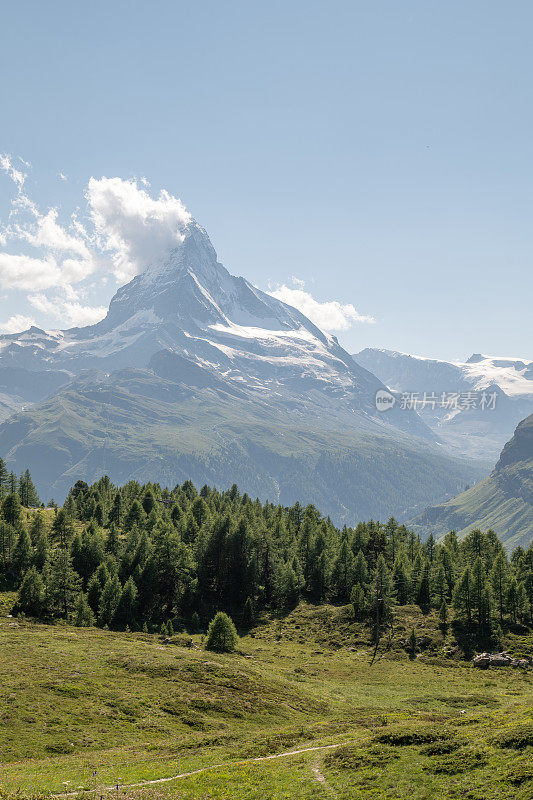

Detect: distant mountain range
353,348,533,461
409,414,533,550
0,221,486,520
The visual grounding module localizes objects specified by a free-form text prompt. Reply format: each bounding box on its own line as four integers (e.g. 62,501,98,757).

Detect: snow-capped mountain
353,348,533,461
0,222,428,433
0,221,487,519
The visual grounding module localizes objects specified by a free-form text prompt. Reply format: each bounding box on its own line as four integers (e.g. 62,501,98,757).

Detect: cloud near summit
270,281,375,332
87,177,192,283
0,163,193,331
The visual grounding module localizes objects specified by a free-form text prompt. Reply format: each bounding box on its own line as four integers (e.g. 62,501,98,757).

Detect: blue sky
0,0,531,360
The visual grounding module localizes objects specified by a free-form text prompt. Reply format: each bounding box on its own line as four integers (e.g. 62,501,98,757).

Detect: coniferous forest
0,467,531,645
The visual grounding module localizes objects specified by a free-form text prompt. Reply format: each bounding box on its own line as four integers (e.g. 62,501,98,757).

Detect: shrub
325,744,399,770
375,724,448,746
493,722,533,750
503,756,533,786
420,741,460,756
424,747,487,774
205,612,238,653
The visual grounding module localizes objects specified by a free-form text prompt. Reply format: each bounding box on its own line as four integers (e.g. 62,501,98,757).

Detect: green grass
0,600,531,799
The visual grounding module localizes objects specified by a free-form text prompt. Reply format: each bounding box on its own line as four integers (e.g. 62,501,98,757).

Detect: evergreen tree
51,509,75,548
113,576,138,629
29,512,46,545
371,554,394,644
453,567,472,625
392,559,409,605
0,522,16,573
48,550,81,618
350,583,365,619
74,592,95,627
190,611,201,632
490,552,508,623
205,611,238,652
0,458,8,499
416,562,431,609
109,492,123,526
34,530,49,571
331,539,355,602
18,470,39,507
242,597,254,627
2,493,23,527
98,574,122,627
18,566,44,615
12,528,32,582
439,600,449,628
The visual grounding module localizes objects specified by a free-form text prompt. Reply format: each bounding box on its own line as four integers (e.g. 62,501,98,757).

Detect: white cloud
28,293,106,327
0,253,62,291
87,177,192,282
0,153,27,191
270,280,375,332
0,314,35,333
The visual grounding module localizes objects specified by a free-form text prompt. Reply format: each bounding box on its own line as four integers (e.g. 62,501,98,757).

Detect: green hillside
0,368,488,523
0,604,532,799
411,414,533,550
0,472,532,799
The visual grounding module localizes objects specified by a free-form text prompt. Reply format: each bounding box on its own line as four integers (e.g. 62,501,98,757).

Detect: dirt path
55,741,354,796
311,758,338,797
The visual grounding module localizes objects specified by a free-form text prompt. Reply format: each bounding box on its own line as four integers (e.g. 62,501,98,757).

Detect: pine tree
205,612,238,652
190,611,201,632
416,563,431,609
408,628,417,658
2,493,23,527
371,554,394,644
113,576,138,629
0,522,16,571
29,512,46,545
242,597,254,628
12,528,32,582
108,492,123,526
124,500,146,531
490,552,508,623
48,550,81,618
74,592,95,627
331,539,355,602
33,530,49,571
0,458,8,499
98,574,122,627
350,584,365,619
106,523,121,558
18,470,39,507
51,509,75,548
507,578,520,624
439,600,449,628
392,559,410,605
453,567,472,625
18,566,44,615
472,557,486,629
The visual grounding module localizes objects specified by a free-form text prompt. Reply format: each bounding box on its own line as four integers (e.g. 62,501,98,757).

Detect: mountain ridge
0,220,487,518
409,413,533,550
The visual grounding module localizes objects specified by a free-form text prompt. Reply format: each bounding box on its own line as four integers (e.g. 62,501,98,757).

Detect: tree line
0,458,40,507
0,475,530,642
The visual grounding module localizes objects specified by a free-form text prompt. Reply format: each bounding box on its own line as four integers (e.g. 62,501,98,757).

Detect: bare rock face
473,652,532,668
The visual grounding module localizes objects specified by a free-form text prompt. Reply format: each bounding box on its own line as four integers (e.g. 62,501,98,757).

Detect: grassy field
0,601,531,800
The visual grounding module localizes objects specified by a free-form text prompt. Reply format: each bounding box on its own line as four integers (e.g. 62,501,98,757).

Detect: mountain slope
353,348,533,461
0,221,487,518
410,414,533,550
